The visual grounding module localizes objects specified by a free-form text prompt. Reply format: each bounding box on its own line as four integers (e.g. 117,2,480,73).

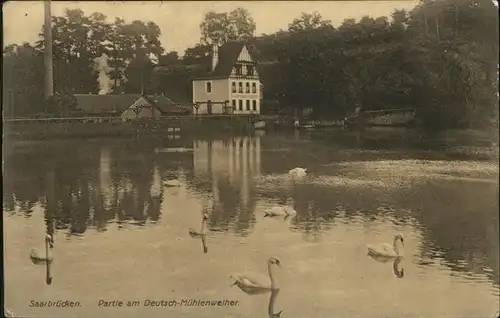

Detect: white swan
30,234,54,265
189,213,208,236
367,233,404,258
230,257,281,293
264,206,297,218
288,167,307,178
163,179,181,187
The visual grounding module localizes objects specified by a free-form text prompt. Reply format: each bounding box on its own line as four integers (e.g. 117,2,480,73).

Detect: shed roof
75,94,138,113
75,94,189,115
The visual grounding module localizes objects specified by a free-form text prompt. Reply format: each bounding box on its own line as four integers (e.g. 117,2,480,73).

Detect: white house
192,41,262,115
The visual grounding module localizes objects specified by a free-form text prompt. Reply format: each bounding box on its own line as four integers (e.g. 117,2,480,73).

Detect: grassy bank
3,116,260,141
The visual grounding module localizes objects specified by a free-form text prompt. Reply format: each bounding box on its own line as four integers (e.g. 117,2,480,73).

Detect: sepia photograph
2,0,499,317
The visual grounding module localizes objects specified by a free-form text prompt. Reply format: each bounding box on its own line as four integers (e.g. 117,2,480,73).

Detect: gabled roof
193,41,255,80
144,95,192,114
75,94,190,114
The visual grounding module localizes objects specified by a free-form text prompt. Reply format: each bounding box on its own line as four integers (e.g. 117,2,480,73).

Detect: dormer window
242,66,247,75
206,82,212,93
247,65,254,76
235,65,242,75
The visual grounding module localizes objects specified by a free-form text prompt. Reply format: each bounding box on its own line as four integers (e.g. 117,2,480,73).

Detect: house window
252,100,257,111
245,83,250,93
238,100,243,111
252,83,256,93
247,65,254,76
206,82,212,93
238,82,243,93
231,82,236,93
232,99,236,110
242,66,247,75
246,100,250,111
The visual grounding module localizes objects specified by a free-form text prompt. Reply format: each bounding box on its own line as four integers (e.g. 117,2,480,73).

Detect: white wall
192,79,230,114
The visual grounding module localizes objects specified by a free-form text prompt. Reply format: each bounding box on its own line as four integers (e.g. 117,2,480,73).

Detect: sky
4,1,420,55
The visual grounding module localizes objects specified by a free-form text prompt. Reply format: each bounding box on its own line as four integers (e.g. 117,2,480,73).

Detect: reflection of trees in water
271,182,409,240
277,176,498,287
3,148,50,216
401,180,499,287
3,142,164,234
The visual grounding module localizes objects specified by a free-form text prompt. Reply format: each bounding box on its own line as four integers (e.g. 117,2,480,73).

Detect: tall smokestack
44,1,54,99
211,43,218,72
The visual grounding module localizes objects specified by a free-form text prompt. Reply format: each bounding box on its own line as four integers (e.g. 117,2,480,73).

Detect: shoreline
3,116,497,144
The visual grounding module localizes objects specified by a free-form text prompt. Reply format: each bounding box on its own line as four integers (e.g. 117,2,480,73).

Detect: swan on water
189,213,208,237
163,179,181,187
30,234,54,265
264,206,297,218
230,257,281,293
288,167,307,178
367,233,404,258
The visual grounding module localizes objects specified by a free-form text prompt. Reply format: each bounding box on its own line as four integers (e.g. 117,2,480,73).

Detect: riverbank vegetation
3,0,498,132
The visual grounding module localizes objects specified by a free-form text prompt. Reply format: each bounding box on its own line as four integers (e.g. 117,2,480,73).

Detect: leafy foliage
200,7,256,45
3,0,498,131
4,9,165,116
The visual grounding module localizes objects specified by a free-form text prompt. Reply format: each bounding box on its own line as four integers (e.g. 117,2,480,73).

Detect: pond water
3,128,499,318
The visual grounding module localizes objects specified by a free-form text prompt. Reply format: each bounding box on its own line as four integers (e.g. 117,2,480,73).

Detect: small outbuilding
74,93,191,119
121,95,162,121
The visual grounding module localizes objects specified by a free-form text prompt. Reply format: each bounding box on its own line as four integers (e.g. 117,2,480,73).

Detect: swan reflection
200,234,208,254
189,212,209,254
368,253,405,279
268,288,283,318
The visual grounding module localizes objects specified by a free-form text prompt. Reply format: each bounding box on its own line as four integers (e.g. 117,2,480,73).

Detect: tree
200,8,256,45
123,52,156,94
105,18,128,89
36,9,110,94
159,51,179,66
108,20,164,92
2,43,44,116
182,44,211,64
228,8,256,40
288,12,331,33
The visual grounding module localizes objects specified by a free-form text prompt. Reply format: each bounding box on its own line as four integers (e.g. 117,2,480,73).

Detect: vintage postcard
2,0,499,317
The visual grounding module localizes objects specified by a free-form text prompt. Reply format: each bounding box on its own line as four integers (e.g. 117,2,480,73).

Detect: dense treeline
3,0,498,130
3,9,163,116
